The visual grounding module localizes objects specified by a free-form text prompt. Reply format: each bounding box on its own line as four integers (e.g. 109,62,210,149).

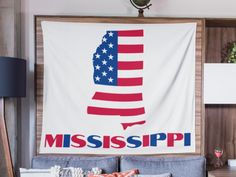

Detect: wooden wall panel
205,27,236,164
35,16,205,155
206,105,236,163
206,27,236,63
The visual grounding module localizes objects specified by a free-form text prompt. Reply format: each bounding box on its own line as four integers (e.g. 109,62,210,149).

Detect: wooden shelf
205,19,236,165
206,19,236,27
208,166,236,177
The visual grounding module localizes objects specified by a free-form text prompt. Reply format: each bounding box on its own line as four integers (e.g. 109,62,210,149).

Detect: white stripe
118,36,144,45
118,53,143,61
89,99,144,109
94,85,143,94
118,70,143,78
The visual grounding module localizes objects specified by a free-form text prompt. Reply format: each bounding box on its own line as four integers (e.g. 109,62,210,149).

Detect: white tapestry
40,21,196,154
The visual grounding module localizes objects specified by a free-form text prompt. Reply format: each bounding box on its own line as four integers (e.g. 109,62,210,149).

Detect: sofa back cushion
120,156,205,177
32,156,119,173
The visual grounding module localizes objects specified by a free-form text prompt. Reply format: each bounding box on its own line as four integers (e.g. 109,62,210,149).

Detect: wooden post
0,98,14,177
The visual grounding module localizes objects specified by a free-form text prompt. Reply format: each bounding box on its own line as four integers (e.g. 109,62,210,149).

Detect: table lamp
0,56,26,177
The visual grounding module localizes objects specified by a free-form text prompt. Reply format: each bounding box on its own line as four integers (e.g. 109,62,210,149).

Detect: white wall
20,0,236,168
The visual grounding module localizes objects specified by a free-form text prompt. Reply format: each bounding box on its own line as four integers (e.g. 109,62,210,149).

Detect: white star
103,37,107,42
102,71,107,76
95,76,100,81
95,65,100,70
108,32,114,37
108,43,113,48
108,77,113,83
95,53,100,59
108,54,113,60
102,48,107,54
108,66,113,71
102,60,107,65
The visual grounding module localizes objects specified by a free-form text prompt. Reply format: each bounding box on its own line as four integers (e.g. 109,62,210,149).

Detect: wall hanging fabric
40,21,196,154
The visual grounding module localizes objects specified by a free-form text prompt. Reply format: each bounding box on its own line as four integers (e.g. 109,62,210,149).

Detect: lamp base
0,98,14,177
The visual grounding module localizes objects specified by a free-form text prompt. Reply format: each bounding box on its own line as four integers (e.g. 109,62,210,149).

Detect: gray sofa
32,156,206,177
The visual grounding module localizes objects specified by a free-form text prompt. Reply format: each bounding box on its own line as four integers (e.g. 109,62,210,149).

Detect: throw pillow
88,169,139,177
20,168,51,177
51,166,102,177
20,166,102,177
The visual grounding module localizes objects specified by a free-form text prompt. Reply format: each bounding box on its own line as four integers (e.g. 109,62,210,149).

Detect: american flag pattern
87,29,145,117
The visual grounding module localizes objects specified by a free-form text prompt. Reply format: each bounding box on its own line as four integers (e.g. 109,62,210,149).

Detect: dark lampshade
0,56,26,97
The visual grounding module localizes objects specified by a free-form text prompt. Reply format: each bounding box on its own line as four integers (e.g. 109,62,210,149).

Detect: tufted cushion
133,174,171,177
32,156,119,173
32,156,70,169
67,156,119,173
120,156,205,177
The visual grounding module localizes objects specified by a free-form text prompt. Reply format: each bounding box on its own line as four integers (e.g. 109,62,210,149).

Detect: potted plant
221,41,236,63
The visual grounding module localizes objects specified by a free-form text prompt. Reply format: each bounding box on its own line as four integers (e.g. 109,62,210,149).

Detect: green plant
221,41,236,63
227,42,236,63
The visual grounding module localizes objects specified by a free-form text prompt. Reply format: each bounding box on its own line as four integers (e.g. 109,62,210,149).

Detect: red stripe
118,78,143,86
121,120,146,130
118,61,143,70
118,45,143,53
118,30,143,37
87,107,145,116
92,92,143,102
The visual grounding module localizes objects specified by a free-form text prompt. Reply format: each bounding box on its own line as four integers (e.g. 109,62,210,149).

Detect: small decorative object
214,147,224,168
130,0,152,17
221,41,236,63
